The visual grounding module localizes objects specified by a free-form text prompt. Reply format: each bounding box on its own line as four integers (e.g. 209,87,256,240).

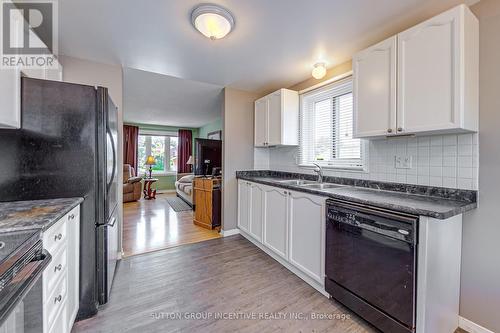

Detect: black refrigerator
0,77,119,320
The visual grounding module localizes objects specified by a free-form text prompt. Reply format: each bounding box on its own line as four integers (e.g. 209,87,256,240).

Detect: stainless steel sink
300,183,344,190
277,179,317,186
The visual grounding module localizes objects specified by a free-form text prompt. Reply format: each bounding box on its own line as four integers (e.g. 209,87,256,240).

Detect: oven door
325,202,417,330
0,252,51,333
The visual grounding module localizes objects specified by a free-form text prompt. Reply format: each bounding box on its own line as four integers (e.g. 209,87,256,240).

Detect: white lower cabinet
237,181,251,233
238,180,326,292
237,181,265,242
263,186,288,259
288,191,325,284
42,205,80,333
249,183,264,242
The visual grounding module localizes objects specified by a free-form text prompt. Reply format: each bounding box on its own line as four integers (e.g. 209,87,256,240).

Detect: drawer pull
54,295,62,304
54,233,63,241
68,214,75,220
54,264,63,272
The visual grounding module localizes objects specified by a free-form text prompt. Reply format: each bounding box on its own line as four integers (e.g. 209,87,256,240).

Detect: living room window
299,77,365,170
138,132,178,176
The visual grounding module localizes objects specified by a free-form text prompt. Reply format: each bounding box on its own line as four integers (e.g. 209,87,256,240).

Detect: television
194,138,222,176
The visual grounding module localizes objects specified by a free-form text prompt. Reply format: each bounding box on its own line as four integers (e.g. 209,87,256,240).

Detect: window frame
137,130,179,176
298,76,368,172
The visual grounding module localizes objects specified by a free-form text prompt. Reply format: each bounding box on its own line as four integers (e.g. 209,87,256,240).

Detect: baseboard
221,229,240,237
459,316,495,333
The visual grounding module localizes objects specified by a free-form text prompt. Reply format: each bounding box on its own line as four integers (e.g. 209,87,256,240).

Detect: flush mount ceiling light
312,62,327,79
191,4,235,40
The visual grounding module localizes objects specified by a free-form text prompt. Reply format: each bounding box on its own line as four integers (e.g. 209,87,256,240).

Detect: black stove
0,229,50,327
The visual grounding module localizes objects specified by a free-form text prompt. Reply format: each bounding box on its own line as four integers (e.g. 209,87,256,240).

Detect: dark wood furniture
193,177,221,230
143,178,158,200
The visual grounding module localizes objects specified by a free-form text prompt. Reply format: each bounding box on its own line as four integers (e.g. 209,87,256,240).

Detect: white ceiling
59,0,476,93
59,0,478,127
123,68,223,127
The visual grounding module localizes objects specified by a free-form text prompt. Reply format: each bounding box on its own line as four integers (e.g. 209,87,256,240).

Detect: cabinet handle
68,214,75,220
54,295,62,304
54,264,62,272
54,233,62,241
397,127,403,132
387,128,393,133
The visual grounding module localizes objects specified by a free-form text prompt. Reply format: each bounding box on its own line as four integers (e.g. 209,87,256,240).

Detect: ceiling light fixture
312,62,327,79
191,4,235,40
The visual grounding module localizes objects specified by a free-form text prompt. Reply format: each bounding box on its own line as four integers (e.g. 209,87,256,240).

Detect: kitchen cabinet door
66,207,80,331
288,191,325,284
397,5,476,134
267,91,282,146
254,98,268,147
249,183,264,242
353,36,397,138
237,180,251,233
263,187,288,259
0,7,23,129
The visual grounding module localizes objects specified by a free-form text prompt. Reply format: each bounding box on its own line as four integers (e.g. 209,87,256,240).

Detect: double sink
276,179,344,190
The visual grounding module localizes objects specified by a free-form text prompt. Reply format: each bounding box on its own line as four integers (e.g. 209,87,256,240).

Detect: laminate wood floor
123,193,221,257
73,235,376,333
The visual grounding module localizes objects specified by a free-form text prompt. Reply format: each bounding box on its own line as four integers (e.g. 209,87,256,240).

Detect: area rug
166,197,192,212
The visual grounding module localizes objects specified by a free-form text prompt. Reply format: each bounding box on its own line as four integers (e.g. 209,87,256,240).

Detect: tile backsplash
255,133,479,190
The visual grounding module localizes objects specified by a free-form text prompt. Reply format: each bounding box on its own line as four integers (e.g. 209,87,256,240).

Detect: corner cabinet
42,205,80,333
237,180,326,292
254,89,299,147
353,4,478,138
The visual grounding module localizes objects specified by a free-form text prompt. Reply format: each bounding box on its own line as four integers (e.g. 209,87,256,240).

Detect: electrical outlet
395,155,412,169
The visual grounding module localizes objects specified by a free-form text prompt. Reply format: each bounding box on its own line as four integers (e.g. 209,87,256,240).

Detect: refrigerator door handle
106,216,117,227
106,127,116,192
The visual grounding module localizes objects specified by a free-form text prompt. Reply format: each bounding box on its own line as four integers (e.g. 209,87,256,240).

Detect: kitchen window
299,77,365,170
138,132,178,175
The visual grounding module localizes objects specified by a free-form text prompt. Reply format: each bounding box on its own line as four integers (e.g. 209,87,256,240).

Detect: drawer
48,299,67,333
43,246,67,296
43,218,67,255
44,272,67,330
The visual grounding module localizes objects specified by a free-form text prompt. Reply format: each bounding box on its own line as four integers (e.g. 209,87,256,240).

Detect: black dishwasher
325,199,418,333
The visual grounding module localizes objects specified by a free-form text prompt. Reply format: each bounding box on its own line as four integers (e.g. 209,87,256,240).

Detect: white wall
460,1,500,331
60,55,125,254
260,133,479,190
222,88,260,231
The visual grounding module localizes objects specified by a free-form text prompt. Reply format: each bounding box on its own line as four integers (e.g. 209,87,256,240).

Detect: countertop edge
237,176,475,220
39,197,84,231
0,197,84,233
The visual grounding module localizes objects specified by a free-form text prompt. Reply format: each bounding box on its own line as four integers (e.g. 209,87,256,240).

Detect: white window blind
299,77,364,169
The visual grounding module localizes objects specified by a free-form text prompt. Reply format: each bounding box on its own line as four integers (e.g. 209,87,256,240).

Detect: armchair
123,164,142,202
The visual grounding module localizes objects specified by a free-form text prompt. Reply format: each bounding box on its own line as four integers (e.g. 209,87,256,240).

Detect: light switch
395,155,412,169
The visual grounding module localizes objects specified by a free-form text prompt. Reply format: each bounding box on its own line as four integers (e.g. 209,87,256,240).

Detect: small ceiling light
191,4,235,40
312,62,327,79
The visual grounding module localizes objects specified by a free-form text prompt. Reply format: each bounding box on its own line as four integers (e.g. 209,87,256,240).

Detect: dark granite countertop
0,198,83,233
236,171,477,219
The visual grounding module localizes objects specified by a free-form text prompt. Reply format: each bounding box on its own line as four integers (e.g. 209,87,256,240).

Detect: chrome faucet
312,163,324,183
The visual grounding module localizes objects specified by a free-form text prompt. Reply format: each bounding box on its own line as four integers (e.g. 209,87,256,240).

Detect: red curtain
177,129,192,173
123,125,139,175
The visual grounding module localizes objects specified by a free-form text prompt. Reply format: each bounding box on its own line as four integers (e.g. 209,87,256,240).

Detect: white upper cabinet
254,88,299,147
353,4,478,138
0,19,63,129
353,36,397,138
254,98,268,147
